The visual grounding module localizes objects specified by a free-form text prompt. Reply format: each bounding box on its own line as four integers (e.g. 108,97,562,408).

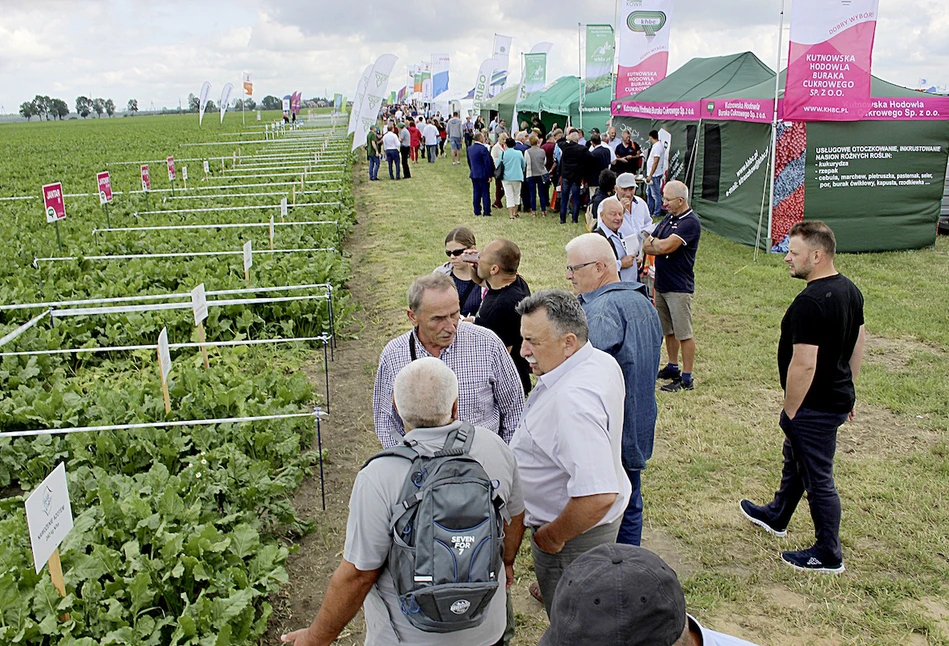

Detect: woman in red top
407,120,421,162
437,120,447,157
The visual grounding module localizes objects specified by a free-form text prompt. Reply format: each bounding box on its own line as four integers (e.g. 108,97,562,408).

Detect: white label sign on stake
157,327,172,380
191,283,208,325
182,166,188,181
280,197,288,219
203,160,210,175
269,215,275,249
25,462,74,574
243,240,253,272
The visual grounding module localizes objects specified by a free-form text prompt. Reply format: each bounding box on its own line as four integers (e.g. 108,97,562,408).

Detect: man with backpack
282,357,524,646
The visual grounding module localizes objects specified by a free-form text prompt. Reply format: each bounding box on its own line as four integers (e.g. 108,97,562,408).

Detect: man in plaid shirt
373,273,525,448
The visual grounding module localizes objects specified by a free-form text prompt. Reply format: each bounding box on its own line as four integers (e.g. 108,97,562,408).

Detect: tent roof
482,85,520,111
616,52,774,102
712,69,938,100
516,76,583,116
583,84,613,108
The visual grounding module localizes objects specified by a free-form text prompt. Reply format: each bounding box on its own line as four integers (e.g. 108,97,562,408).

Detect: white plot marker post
191,283,210,369
243,240,253,283
157,327,172,413
25,462,74,622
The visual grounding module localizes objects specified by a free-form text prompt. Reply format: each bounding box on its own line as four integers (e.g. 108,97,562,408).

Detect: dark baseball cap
539,544,687,646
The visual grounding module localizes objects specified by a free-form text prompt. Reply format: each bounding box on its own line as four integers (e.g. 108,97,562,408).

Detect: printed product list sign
784,0,880,121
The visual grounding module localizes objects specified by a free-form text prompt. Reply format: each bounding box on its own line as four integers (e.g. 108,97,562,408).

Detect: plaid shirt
373,322,525,448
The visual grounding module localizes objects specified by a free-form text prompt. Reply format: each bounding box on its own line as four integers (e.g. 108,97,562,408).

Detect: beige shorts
655,291,694,340
502,181,522,207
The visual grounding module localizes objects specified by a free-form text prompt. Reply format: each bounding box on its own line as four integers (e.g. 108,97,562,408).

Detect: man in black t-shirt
740,221,865,575
472,239,533,395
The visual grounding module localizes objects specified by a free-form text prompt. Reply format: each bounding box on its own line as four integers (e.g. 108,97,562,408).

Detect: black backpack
363,422,505,633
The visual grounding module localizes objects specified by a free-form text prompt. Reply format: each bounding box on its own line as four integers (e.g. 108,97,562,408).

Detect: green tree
127,98,139,113
76,96,93,118
243,97,256,110
19,101,36,121
32,95,52,121
92,98,105,118
188,93,200,112
261,95,281,110
51,98,69,120
105,98,115,117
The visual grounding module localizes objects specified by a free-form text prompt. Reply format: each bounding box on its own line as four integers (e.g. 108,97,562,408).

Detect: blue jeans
616,468,643,545
647,175,663,217
427,144,438,162
385,150,400,179
471,178,491,215
367,155,380,180
559,178,582,223
765,408,849,561
526,176,549,213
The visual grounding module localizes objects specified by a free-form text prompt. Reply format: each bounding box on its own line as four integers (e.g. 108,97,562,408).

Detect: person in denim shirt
566,234,663,545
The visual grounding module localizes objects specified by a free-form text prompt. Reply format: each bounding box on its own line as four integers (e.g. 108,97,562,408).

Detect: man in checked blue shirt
373,273,526,448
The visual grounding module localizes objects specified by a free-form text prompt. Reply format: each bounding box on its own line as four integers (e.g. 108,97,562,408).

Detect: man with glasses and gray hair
507,290,630,615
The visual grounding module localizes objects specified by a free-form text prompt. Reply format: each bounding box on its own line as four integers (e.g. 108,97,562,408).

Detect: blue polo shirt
653,209,700,294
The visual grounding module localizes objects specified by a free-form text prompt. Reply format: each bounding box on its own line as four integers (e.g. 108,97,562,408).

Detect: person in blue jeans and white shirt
740,221,865,574
566,234,663,547
645,130,666,218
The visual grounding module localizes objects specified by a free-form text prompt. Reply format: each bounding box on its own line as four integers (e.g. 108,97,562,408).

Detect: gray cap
539,544,687,646
616,173,637,189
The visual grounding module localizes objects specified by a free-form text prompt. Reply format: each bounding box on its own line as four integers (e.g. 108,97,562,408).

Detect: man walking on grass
740,221,865,574
447,111,464,165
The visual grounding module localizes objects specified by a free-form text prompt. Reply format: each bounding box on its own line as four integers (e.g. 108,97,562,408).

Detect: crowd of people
281,104,866,646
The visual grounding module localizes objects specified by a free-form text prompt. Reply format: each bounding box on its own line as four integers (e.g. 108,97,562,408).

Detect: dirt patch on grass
838,405,941,457
864,333,946,371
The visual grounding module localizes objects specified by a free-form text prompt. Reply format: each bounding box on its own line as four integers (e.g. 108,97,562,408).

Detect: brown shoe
528,581,543,603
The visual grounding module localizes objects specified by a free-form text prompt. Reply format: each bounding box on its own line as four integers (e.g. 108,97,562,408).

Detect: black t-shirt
778,273,865,414
653,210,701,293
475,275,532,394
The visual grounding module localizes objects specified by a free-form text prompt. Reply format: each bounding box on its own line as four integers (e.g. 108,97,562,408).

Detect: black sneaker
660,378,693,392
739,500,787,537
781,547,845,574
657,365,680,380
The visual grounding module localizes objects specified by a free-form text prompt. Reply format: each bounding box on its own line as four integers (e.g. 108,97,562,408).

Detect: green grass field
351,151,949,646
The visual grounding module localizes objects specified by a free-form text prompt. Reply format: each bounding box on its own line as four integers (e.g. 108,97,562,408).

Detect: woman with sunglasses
434,226,482,318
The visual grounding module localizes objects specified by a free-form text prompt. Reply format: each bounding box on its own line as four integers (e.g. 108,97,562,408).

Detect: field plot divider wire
93,220,341,247
132,203,341,216
33,247,338,267
0,309,51,348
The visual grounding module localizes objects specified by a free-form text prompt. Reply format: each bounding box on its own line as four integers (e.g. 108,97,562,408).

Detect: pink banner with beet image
615,0,674,99
784,0,880,121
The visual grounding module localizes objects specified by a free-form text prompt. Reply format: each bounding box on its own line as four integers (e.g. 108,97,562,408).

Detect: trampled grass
352,150,949,646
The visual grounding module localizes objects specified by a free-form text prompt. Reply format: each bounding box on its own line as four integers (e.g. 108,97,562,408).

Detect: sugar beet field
0,111,356,643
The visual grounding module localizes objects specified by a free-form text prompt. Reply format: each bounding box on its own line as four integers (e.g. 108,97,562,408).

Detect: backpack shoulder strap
438,421,476,457
361,443,419,470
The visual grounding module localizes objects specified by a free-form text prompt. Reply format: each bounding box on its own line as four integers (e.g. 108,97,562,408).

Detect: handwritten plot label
166,157,176,182
97,172,113,205
43,183,66,223
243,240,253,273
141,165,151,191
191,283,208,325
25,462,73,574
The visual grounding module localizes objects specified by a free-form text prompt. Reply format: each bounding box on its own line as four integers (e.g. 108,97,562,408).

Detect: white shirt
395,109,403,121
689,615,761,646
422,123,440,145
381,131,400,151
648,141,666,176
606,137,621,152
618,195,654,257
510,342,630,527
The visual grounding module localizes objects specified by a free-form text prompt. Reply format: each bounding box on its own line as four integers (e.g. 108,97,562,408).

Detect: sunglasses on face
445,248,467,257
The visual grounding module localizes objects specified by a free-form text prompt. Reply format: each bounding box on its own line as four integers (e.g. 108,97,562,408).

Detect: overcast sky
1,0,946,114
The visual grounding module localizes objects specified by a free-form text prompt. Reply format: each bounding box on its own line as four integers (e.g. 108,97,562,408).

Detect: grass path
340,151,949,645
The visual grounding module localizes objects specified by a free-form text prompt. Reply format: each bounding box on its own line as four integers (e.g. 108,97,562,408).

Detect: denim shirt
578,281,663,470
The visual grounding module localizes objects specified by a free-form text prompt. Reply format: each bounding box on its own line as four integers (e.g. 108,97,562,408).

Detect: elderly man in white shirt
508,290,630,616
422,119,440,163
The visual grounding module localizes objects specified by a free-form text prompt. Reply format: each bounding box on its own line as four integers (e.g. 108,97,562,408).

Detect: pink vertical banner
615,0,674,99
784,0,880,121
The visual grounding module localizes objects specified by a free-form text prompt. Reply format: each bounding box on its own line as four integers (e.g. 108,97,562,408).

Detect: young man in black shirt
473,239,533,395
740,221,865,574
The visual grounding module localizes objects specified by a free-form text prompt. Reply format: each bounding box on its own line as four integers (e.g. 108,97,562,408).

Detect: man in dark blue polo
565,233,663,546
468,131,495,217
642,180,701,392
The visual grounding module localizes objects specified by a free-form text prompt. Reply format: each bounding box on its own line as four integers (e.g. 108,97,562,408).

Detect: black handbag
494,159,505,180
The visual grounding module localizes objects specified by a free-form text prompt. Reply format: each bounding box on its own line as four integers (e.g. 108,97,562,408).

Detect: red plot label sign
141,165,151,191
42,183,66,223
167,157,176,182
97,172,113,205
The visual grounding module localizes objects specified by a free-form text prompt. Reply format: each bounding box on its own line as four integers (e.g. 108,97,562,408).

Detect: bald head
565,234,620,294
566,234,617,267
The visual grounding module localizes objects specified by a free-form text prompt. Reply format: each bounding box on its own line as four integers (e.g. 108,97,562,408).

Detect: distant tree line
18,95,118,120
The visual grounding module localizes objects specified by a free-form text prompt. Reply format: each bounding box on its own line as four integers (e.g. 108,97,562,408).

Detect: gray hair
393,358,458,429
407,273,457,312
515,289,588,343
566,233,617,267
664,180,690,202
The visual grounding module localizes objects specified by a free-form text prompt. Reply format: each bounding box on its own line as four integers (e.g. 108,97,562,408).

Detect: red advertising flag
141,165,151,191
97,171,113,205
167,157,176,182
42,183,66,223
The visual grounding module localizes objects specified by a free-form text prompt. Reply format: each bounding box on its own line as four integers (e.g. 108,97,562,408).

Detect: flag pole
758,0,786,261
578,23,584,130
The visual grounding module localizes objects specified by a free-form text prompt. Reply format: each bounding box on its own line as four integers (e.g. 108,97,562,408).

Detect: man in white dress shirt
508,290,630,616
